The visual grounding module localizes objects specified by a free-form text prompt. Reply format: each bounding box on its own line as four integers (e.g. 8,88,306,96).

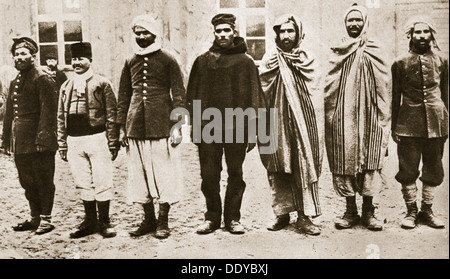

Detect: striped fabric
330,50,385,175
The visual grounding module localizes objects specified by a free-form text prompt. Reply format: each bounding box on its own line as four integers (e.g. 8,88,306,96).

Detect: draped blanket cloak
324,5,391,176
259,15,324,216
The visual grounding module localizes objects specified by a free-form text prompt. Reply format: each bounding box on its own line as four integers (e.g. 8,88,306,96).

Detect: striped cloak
324,6,390,176
259,14,324,216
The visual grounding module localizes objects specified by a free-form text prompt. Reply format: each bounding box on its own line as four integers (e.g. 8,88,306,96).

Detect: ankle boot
418,202,445,229
335,202,360,229
70,200,99,239
129,202,157,237
296,212,320,236
97,200,117,238
155,203,170,239
401,201,418,229
361,203,383,231
267,214,290,231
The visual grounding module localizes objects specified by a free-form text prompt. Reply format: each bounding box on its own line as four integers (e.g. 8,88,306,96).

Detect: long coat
1,66,58,154
117,50,186,140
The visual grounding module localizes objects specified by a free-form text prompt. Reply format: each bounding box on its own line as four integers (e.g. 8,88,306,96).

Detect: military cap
211,13,236,27
70,42,92,59
11,37,39,55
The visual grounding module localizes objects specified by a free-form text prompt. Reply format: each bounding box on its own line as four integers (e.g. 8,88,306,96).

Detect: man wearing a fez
391,16,448,229
187,13,264,235
1,37,58,235
117,15,186,239
42,51,67,91
57,42,120,238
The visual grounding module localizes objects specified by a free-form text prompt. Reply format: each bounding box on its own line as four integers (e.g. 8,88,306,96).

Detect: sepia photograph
0,0,448,266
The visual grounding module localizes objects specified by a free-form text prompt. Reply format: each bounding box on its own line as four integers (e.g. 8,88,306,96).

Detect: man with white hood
117,15,186,239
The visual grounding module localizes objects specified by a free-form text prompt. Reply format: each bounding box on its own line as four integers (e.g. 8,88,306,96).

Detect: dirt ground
0,127,448,259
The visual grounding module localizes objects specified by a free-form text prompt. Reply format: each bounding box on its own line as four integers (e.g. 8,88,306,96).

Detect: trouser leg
223,143,247,225
198,142,223,226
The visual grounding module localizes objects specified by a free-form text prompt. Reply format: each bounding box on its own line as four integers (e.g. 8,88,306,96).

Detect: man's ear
31,54,36,61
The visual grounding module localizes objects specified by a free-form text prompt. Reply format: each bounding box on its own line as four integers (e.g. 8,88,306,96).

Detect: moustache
72,64,82,68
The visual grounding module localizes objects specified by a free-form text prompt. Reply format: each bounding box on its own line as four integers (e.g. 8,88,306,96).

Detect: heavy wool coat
1,66,58,154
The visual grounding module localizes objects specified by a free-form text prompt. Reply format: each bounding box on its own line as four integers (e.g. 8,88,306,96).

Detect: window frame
216,0,269,63
35,0,86,67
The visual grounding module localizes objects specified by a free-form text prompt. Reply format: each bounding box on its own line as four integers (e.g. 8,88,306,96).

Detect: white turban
131,14,162,55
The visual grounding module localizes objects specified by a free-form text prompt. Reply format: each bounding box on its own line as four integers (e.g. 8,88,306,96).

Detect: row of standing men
0,5,448,239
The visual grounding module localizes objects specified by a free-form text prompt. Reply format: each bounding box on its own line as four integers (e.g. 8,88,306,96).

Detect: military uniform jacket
1,66,58,154
117,50,186,139
57,74,119,151
392,48,449,138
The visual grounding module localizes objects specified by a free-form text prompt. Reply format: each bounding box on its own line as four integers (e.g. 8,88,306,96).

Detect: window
217,0,267,62
36,0,84,66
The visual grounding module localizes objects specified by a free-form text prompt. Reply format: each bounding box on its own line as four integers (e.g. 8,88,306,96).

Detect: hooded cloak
324,5,391,176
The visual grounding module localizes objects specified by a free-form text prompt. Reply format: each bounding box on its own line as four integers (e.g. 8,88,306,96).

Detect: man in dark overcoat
1,37,58,235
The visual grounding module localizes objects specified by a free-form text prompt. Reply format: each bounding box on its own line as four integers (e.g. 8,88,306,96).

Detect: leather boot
267,214,290,231
129,202,157,237
335,202,360,229
296,212,320,236
361,203,383,231
401,201,418,229
155,203,170,239
97,200,117,238
418,202,445,229
70,200,99,239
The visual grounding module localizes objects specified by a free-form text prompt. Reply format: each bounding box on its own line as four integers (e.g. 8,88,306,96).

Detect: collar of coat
209,36,247,55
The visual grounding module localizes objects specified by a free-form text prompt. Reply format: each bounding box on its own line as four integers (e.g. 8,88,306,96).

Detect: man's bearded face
214,23,235,49
13,47,35,71
345,11,364,38
412,23,432,51
278,22,297,52
134,26,156,48
46,58,57,69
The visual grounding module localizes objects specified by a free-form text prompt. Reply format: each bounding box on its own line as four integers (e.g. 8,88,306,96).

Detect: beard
136,38,154,48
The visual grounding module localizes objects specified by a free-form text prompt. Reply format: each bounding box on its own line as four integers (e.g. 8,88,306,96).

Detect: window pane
246,0,265,8
64,21,83,42
38,0,59,15
220,0,239,8
38,22,58,43
247,39,265,60
65,44,72,65
39,45,58,66
246,16,265,37
62,0,81,13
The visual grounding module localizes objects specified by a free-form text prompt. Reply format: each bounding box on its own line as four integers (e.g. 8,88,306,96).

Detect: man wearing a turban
259,15,323,235
1,37,58,235
391,16,448,229
117,15,186,239
324,4,390,231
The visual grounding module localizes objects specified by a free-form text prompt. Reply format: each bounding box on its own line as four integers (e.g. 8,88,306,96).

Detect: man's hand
120,125,128,147
247,143,256,153
36,145,45,152
0,142,11,156
110,149,119,161
392,134,401,144
59,150,68,162
170,128,182,147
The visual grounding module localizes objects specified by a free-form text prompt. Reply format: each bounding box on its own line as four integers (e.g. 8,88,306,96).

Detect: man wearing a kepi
187,13,264,235
391,16,448,229
57,42,120,238
324,4,391,231
259,14,323,235
117,14,186,239
1,36,58,235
